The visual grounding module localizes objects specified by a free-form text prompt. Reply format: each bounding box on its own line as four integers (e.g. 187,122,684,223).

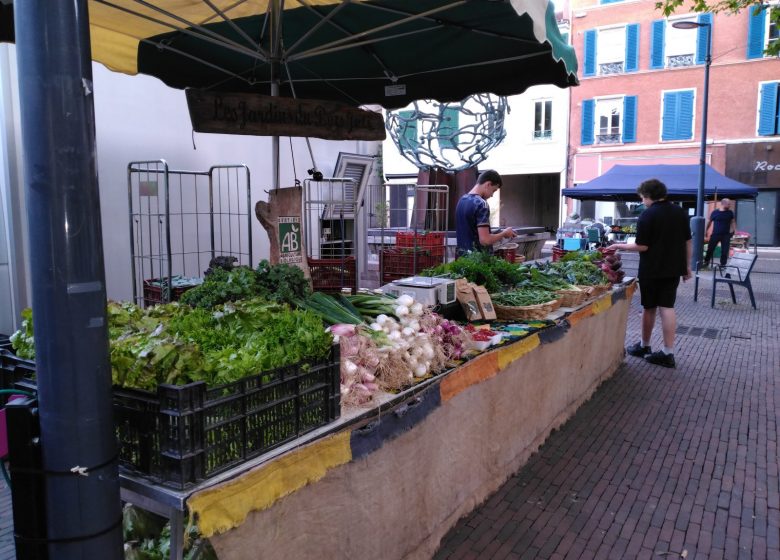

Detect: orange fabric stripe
440,352,499,402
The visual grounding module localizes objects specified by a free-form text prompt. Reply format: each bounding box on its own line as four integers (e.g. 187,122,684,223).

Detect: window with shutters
651,14,711,69
598,27,626,75
661,89,695,141
581,95,637,145
596,98,623,143
665,16,698,67
583,24,639,77
533,99,553,140
757,81,780,136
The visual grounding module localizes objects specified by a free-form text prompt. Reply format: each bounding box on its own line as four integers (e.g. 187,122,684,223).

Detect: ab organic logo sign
278,217,302,264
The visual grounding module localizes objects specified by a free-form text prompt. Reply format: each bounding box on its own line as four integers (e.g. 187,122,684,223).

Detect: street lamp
672,19,711,272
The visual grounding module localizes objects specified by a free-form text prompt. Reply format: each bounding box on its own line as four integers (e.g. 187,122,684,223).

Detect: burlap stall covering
209,295,631,560
255,186,310,279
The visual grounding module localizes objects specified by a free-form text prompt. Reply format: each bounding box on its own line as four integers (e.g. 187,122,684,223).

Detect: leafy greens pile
15,299,333,391
180,260,311,309
421,251,525,293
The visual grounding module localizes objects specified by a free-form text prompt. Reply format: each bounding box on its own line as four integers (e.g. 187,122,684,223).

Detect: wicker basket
555,287,587,308
576,284,610,299
494,299,560,321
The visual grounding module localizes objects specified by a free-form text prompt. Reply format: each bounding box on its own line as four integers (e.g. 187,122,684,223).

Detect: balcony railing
533,130,552,140
599,62,624,75
596,133,621,144
667,54,695,68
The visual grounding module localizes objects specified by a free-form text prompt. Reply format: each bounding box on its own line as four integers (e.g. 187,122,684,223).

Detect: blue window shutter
584,30,597,76
650,20,666,69
758,82,779,135
696,13,713,64
581,99,595,145
662,92,679,140
438,107,459,149
623,96,638,143
747,6,766,59
678,90,694,140
625,24,640,72
398,110,418,151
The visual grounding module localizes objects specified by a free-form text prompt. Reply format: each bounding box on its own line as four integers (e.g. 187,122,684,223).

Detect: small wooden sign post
186,89,386,141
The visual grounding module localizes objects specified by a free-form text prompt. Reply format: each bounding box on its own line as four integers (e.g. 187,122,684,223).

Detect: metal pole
13,1,123,558
691,24,711,271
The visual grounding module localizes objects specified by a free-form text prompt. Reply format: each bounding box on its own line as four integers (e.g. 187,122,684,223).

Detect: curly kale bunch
180,266,259,309
204,255,238,277
255,260,311,306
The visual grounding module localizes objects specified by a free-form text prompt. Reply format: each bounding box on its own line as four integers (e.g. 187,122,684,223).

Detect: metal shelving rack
303,176,359,292
377,183,449,285
127,160,253,306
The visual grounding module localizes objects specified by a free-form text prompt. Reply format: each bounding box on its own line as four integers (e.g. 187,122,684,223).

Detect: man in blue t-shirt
455,169,515,255
703,198,736,268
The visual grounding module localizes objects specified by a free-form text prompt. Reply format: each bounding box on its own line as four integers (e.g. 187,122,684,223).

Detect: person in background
455,169,515,256
612,179,692,369
703,198,736,268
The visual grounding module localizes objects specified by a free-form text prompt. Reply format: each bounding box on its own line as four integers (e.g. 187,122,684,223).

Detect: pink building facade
568,0,780,245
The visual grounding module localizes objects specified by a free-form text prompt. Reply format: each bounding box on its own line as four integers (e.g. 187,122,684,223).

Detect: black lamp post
672,19,712,271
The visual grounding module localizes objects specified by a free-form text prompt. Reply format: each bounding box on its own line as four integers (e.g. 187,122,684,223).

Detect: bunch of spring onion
335,295,470,407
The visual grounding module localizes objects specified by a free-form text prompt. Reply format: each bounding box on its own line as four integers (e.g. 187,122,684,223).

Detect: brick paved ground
435,251,780,560
1,253,778,559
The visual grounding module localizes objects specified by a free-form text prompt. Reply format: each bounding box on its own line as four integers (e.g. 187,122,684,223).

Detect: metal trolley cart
128,160,254,307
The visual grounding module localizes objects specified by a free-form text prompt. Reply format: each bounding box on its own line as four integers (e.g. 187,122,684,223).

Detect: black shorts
638,277,680,309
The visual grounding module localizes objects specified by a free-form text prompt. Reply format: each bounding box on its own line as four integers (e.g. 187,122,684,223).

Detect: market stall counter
178,281,635,560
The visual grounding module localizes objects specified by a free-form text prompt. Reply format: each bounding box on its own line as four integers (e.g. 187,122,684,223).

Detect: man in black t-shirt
703,198,736,268
612,179,692,369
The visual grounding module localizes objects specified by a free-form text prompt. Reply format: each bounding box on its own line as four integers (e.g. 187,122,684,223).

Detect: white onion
402,327,415,337
395,305,410,316
370,322,382,331
344,360,358,375
414,364,427,377
410,303,424,316
397,294,414,307
376,314,388,325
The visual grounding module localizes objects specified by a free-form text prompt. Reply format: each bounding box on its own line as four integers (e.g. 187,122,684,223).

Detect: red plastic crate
552,246,570,262
395,231,445,257
380,248,444,284
143,278,197,307
308,257,357,294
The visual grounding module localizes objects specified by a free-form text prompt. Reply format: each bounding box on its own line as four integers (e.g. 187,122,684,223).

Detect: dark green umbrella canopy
136,0,577,108
0,0,577,109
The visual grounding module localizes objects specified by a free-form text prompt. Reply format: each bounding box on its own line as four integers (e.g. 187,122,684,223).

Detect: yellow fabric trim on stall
590,295,613,316
440,352,499,402
496,333,541,371
86,0,352,77
566,302,594,327
188,431,352,538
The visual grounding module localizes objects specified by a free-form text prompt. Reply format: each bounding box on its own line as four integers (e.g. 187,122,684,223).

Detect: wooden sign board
186,89,386,141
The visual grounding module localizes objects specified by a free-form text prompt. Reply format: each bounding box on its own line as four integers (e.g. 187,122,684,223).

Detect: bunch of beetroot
596,246,625,284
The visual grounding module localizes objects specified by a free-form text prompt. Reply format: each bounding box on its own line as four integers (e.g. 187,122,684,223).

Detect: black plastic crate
2,346,341,489
0,348,35,394
115,345,341,489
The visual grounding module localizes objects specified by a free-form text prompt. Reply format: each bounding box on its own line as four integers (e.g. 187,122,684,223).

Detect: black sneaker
645,351,676,369
626,342,651,358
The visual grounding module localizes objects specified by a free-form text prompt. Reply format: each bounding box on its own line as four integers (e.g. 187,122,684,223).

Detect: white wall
0,44,378,329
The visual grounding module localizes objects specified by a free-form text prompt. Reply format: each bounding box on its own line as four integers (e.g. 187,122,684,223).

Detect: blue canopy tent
562,163,759,255
561,164,758,201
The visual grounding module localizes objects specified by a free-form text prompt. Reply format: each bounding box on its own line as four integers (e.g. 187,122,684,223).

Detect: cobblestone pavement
1,253,778,560
434,251,780,560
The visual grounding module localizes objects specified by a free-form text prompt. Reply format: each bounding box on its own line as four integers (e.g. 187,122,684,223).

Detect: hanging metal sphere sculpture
385,94,508,172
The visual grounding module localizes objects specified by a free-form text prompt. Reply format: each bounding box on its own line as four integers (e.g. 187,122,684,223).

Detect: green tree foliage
656,0,780,56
